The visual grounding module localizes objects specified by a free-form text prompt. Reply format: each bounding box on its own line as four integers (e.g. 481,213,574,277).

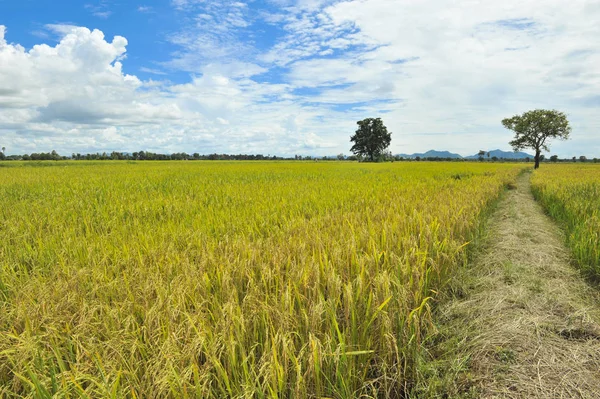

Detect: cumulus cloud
0,25,178,128
0,26,179,152
0,23,335,155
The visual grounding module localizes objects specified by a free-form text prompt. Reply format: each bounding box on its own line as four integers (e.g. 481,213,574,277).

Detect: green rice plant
531,164,600,278
0,161,524,398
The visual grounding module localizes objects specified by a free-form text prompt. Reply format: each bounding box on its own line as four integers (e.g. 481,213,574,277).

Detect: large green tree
502,109,571,169
350,118,392,162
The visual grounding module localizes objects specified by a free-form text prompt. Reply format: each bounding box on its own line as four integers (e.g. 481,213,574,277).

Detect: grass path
421,171,600,398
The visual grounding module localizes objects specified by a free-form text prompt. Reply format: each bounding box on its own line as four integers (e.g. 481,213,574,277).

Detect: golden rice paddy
531,164,600,278
0,161,525,398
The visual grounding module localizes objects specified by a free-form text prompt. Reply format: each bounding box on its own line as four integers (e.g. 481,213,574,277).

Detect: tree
550,155,559,162
502,109,571,169
478,150,486,161
379,150,394,162
350,118,392,162
580,155,587,162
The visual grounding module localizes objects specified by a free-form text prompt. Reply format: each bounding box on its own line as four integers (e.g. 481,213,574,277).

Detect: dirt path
426,172,600,398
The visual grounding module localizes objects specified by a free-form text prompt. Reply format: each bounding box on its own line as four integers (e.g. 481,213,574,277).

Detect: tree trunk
534,149,540,169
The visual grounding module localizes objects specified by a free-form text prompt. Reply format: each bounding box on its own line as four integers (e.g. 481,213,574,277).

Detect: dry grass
419,171,600,398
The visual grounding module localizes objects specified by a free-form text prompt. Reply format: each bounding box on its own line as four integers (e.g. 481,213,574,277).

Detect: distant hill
396,150,463,159
394,149,534,160
464,149,534,159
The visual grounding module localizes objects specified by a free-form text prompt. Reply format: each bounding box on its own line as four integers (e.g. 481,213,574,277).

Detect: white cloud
0,24,336,155
137,5,154,13
85,2,113,19
163,0,258,74
0,26,182,151
285,0,600,156
45,24,83,36
1,0,600,158
139,67,167,75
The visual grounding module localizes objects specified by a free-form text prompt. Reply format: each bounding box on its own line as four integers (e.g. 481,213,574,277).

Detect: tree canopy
349,118,392,162
502,109,571,169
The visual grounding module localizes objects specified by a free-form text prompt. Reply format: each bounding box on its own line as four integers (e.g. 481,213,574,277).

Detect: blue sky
1,0,599,157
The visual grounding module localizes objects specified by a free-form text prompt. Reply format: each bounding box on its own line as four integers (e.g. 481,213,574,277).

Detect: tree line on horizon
0,149,595,163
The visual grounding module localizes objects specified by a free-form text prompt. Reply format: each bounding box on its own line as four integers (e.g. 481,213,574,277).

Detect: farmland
531,164,600,278
0,161,524,397
418,165,600,398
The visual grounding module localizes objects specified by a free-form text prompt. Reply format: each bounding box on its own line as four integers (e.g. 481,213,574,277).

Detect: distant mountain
393,149,534,160
464,149,534,159
396,150,463,159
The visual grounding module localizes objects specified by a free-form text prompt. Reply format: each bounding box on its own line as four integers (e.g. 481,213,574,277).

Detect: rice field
531,164,600,278
0,161,524,398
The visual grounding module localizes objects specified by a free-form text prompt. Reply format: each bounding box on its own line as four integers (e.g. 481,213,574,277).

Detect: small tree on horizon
502,109,571,169
350,118,392,162
477,150,486,161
